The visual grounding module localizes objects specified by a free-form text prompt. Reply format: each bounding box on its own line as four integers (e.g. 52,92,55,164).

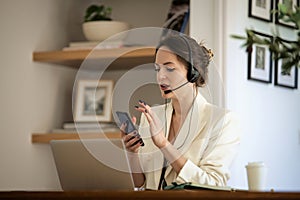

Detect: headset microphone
164,81,189,94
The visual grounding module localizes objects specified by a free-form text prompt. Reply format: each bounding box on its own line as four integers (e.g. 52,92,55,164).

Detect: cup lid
246,161,265,167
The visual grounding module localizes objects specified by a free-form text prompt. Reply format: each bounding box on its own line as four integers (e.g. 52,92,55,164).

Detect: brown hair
155,34,213,87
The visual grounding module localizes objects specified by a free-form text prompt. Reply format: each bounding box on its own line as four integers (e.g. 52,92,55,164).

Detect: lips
160,84,170,91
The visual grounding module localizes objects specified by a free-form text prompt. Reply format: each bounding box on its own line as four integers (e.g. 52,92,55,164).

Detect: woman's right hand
120,116,143,153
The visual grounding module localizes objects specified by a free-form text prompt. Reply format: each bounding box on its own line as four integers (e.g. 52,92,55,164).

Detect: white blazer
138,93,240,190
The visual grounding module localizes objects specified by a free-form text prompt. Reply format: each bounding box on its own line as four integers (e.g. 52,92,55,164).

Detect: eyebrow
155,61,175,66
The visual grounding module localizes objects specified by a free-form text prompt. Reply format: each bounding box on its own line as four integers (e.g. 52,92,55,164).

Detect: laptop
50,139,135,191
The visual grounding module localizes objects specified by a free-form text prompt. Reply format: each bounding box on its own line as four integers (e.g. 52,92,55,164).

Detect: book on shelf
63,122,118,129
69,41,99,47
50,121,121,134
62,40,124,51
51,127,120,134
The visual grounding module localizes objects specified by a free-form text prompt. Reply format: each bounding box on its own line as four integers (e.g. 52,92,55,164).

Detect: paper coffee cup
245,161,267,191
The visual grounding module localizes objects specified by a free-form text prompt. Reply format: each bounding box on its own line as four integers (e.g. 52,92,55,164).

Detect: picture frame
249,0,273,22
275,0,299,29
247,32,273,83
275,59,298,89
74,80,114,122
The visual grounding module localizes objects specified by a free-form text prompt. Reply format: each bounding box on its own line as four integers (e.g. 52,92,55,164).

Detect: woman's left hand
135,100,168,149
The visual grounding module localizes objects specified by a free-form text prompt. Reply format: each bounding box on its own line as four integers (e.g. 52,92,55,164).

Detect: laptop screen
50,139,134,190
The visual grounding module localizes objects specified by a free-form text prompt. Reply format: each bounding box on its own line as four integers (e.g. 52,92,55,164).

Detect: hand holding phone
116,111,144,146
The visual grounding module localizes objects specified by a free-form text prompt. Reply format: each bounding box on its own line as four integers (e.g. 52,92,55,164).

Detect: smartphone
116,111,144,146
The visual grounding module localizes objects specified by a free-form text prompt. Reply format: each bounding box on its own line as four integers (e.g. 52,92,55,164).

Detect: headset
180,34,200,83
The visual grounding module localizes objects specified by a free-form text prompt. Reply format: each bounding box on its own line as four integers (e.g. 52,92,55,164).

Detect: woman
121,33,240,190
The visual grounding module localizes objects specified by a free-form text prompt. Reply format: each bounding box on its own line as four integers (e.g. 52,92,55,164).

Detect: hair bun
207,48,214,61
199,42,214,62
200,44,214,61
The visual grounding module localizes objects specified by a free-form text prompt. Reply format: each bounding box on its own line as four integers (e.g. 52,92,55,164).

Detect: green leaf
230,35,247,40
84,4,113,22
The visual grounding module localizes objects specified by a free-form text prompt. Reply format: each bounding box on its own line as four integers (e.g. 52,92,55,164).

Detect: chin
161,91,172,99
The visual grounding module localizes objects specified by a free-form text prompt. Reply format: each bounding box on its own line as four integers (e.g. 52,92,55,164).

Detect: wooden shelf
32,47,155,144
32,132,121,144
33,46,156,69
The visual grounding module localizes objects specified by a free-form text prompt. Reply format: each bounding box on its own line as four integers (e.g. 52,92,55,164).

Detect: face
155,46,189,99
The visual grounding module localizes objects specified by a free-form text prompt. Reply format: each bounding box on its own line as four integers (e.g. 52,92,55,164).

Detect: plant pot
82,21,130,42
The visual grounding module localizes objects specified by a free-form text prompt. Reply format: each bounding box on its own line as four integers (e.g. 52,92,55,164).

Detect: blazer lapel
150,103,173,187
163,94,208,180
173,93,207,152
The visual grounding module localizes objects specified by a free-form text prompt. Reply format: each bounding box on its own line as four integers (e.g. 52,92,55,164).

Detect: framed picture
248,32,273,83
275,59,298,88
249,0,273,22
74,80,114,122
275,0,299,28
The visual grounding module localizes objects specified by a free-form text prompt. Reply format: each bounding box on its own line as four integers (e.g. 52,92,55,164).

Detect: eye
166,66,175,72
154,63,160,72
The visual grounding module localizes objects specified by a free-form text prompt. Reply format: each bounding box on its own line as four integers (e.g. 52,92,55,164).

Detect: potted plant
82,4,130,42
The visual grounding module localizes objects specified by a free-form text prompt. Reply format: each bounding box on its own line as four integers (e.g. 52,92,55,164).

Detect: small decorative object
249,0,273,22
247,31,273,83
163,0,190,33
275,0,299,28
74,80,114,122
275,58,298,88
82,4,129,42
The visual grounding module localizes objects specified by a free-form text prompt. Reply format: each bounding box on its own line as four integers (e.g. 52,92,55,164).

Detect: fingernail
139,100,147,106
134,105,139,108
129,136,135,141
144,109,148,113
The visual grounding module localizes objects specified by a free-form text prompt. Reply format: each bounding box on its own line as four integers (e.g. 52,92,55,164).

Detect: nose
157,69,167,82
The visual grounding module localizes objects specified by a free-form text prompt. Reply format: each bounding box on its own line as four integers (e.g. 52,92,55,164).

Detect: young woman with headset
121,33,240,190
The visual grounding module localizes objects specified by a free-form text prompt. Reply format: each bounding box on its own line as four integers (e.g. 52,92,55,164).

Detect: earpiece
180,35,200,83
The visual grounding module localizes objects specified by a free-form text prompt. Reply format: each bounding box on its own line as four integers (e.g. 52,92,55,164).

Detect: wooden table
1,190,300,200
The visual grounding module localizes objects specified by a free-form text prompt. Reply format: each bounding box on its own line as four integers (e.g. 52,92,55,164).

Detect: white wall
190,0,226,107
224,0,300,191
0,0,77,190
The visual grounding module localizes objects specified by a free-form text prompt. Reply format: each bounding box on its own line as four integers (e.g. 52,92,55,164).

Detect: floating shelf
33,46,156,70
32,132,121,144
32,47,155,144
